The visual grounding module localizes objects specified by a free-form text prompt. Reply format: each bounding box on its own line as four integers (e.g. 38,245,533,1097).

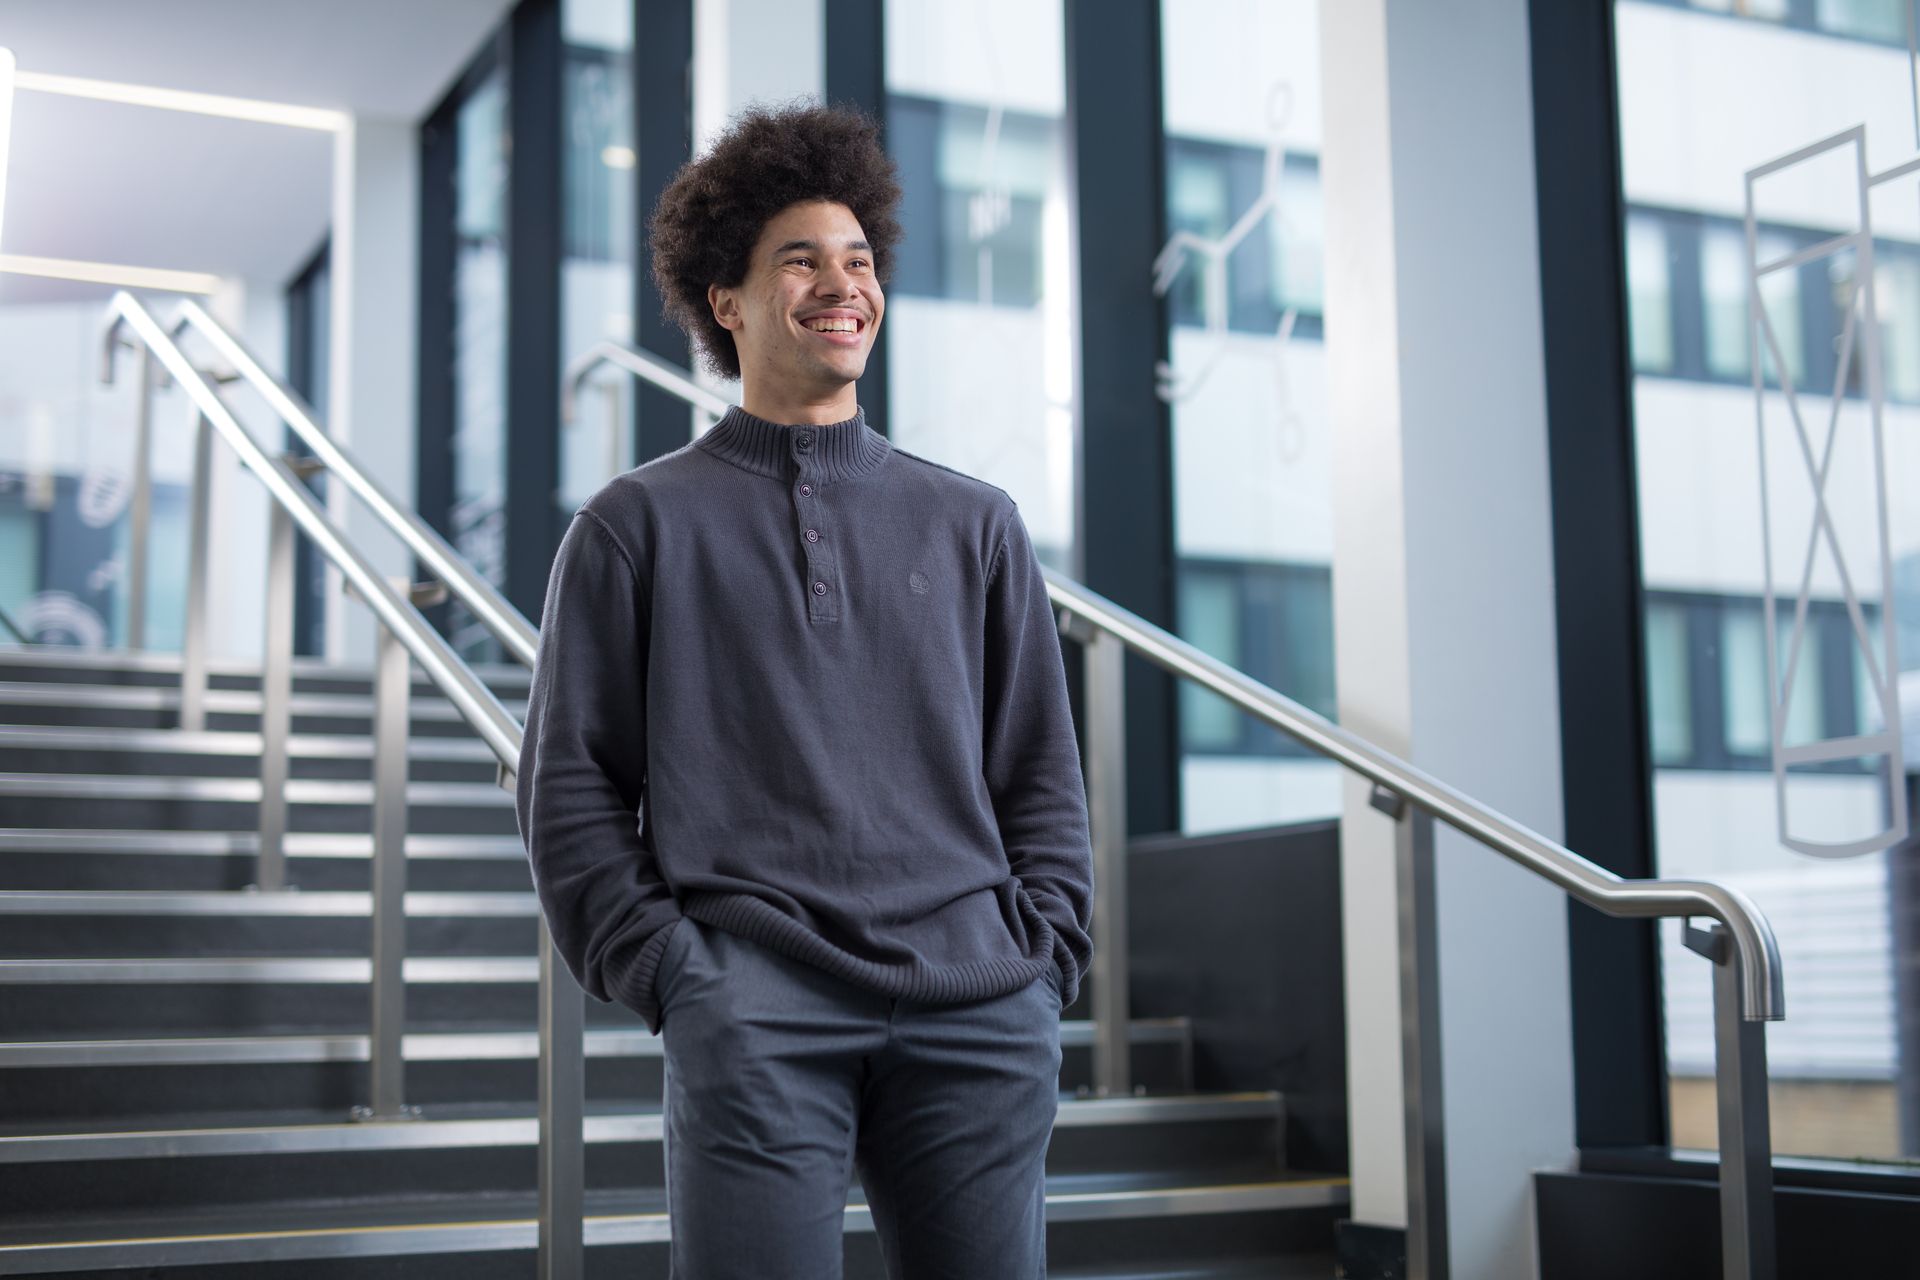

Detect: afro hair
647,99,905,381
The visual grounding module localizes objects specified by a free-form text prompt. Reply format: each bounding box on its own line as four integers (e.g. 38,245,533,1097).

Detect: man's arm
982,500,1095,1005
515,507,683,1035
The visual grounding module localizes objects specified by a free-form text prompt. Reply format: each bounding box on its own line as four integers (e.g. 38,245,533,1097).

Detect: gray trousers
654,914,1064,1279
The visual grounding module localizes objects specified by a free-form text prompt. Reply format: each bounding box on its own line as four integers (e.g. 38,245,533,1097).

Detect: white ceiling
0,0,514,303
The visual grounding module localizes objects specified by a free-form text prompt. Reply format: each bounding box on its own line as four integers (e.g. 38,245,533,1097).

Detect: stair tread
0,1167,1348,1246
0,1015,1188,1065
0,829,529,856
0,1089,1286,1147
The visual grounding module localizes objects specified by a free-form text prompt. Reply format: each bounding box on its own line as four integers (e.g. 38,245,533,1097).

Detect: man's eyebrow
771,238,873,256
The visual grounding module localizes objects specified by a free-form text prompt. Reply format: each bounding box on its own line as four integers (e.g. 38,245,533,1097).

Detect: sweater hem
603,913,685,1035
681,890,1055,1004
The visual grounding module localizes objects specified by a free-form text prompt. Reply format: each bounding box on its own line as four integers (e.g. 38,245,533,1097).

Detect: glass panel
1875,249,1920,403
1161,0,1337,833
1691,0,1791,19
1178,569,1244,752
1702,224,1801,384
883,0,1074,575
1627,213,1675,374
0,300,200,652
450,70,510,664
1721,605,1772,757
558,4,637,516
1616,0,1920,1164
1646,601,1694,765
1815,0,1906,42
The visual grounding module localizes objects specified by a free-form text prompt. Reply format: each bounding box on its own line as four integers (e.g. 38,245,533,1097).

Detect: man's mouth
801,315,865,346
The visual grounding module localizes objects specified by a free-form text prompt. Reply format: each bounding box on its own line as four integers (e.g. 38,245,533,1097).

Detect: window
1626,213,1676,374
1646,602,1694,764
1176,561,1336,760
1161,0,1336,833
1814,0,1907,42
887,95,1056,309
882,0,1075,575
448,68,510,662
1618,0,1920,1163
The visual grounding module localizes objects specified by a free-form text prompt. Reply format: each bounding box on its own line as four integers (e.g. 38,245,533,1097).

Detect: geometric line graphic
1746,123,1908,858
1150,79,1304,461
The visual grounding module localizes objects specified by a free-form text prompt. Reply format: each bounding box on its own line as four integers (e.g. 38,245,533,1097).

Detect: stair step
0,1091,1282,1159
0,1018,1192,1125
0,1170,1347,1275
0,773,513,806
0,830,528,859
0,644,531,693
0,829,532,892
0,680,527,724
0,774,520,836
0,1019,1187,1069
0,726,503,783
0,725,502,760
0,891,535,916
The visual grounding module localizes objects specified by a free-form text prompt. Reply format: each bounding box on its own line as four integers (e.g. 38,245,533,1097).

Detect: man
515,101,1094,1278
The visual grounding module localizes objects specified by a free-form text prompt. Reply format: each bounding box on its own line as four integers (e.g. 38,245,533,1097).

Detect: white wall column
1320,2,1574,1277
327,117,418,665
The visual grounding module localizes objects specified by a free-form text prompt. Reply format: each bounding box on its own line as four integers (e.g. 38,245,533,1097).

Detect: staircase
0,644,1349,1277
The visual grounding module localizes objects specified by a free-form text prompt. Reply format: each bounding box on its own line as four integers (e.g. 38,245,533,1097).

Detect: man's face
709,199,884,396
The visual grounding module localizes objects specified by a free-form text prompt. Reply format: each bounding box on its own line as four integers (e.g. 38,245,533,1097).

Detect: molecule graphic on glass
1149,81,1304,462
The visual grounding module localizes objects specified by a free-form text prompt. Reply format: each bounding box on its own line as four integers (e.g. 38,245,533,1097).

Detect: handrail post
538,922,586,1280
1372,785,1449,1279
1063,612,1131,1097
125,349,155,651
355,602,419,1123
178,413,214,732
1685,920,1776,1280
255,503,294,892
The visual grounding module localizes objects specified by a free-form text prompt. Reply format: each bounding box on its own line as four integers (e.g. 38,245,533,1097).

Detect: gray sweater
515,402,1095,1035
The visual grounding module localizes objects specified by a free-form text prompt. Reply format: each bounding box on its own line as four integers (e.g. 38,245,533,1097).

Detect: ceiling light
13,69,346,132
0,253,221,295
601,144,636,170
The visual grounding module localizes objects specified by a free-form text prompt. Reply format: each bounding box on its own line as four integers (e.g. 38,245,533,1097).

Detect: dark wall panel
1537,1170,1919,1279
1128,820,1348,1172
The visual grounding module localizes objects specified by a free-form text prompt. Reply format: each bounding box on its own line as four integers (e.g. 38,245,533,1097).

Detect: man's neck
738,382,859,427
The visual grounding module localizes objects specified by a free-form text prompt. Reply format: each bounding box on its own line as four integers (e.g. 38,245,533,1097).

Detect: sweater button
797,432,813,449
799,483,813,497
812,580,828,596
805,528,820,543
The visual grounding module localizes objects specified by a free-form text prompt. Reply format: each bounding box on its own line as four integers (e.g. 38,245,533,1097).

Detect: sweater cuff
604,914,684,1036
1019,886,1082,1008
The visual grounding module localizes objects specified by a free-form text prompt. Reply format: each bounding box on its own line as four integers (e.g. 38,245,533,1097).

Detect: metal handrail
561,339,731,424
101,293,523,771
1042,571,1784,1023
166,299,539,670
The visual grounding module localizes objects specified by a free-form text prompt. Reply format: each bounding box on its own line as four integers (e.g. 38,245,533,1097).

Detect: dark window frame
284,238,331,659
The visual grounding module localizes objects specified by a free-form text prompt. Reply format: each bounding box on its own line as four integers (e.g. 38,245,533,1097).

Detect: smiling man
514,102,1094,1278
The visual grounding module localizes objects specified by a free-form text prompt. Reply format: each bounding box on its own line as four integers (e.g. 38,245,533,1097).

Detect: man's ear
708,283,742,333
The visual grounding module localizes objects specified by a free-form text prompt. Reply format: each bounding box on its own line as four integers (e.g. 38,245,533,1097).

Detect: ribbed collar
696,402,892,483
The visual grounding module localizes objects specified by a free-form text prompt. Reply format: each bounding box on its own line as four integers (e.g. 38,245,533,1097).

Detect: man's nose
815,261,859,299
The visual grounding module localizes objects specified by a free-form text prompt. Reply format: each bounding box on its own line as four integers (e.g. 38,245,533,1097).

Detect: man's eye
787,258,812,267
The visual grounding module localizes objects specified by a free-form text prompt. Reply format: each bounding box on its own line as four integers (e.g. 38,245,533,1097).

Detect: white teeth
805,318,858,333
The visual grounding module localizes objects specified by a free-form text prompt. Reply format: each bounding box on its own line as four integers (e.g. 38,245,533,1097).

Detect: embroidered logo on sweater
909,570,931,595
